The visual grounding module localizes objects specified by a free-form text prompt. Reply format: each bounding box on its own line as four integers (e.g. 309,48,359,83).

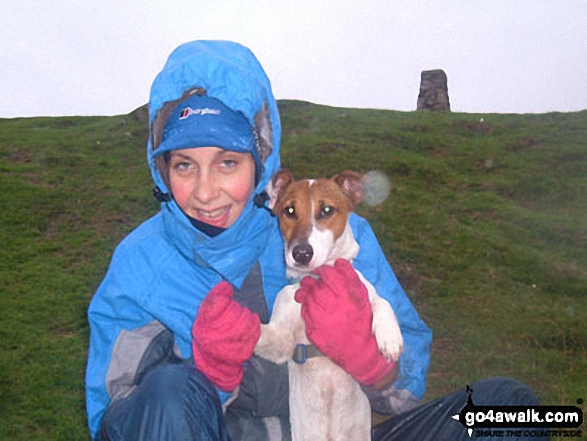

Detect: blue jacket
85,40,432,439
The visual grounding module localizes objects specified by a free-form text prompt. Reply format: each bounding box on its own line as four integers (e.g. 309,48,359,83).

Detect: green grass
0,110,157,440
1,102,585,439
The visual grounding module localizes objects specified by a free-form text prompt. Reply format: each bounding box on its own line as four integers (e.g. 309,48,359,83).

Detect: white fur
255,221,403,441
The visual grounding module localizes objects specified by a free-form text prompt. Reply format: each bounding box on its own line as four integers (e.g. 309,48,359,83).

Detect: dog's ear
333,170,363,209
267,169,293,210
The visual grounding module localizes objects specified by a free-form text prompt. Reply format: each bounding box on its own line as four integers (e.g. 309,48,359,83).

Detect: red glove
294,259,394,387
192,281,261,391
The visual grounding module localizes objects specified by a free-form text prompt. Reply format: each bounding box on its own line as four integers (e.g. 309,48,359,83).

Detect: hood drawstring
156,185,274,218
153,186,171,203
253,191,275,217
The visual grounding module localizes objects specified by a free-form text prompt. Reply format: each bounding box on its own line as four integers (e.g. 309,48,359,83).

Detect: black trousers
98,363,546,441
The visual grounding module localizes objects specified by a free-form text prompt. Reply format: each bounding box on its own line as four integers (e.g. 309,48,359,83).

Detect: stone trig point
417,69,451,111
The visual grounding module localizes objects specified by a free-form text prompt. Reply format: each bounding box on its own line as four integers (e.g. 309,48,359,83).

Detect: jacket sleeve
350,214,432,416
85,244,180,439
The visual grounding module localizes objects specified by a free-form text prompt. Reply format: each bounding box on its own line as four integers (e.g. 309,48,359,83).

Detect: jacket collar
162,196,275,288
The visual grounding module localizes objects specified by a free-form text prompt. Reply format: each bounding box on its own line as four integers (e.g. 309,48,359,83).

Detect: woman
86,40,541,441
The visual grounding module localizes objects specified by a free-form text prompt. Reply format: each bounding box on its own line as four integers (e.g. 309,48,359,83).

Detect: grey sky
1,0,586,117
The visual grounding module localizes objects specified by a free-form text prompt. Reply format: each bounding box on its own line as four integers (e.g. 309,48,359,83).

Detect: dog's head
267,169,363,276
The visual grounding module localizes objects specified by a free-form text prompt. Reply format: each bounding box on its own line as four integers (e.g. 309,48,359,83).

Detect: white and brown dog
255,169,403,441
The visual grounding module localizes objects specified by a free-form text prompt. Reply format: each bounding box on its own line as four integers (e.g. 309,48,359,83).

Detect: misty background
1,0,586,118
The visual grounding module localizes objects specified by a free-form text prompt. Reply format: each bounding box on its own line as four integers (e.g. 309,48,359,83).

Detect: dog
255,169,403,441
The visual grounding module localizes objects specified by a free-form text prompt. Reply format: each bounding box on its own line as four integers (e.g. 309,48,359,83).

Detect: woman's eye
218,159,239,172
174,161,192,172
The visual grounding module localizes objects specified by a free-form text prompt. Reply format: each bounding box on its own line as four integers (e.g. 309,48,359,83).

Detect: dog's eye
319,205,336,219
284,205,296,219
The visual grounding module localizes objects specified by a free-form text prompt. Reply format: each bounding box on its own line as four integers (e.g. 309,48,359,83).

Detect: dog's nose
292,243,314,266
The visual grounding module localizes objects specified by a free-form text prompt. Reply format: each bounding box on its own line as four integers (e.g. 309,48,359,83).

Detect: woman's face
168,147,256,229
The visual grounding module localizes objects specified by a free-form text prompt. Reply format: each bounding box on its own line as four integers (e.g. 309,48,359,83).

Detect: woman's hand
192,281,261,391
294,259,396,387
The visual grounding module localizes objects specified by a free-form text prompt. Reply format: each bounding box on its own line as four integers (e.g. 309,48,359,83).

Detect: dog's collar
287,271,321,286
287,275,303,285
292,343,324,364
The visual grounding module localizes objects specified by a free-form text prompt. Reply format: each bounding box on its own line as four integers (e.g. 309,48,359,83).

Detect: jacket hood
148,40,281,194
146,40,282,287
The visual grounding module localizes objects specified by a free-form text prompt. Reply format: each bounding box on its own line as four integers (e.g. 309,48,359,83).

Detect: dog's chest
279,282,310,345
276,282,358,390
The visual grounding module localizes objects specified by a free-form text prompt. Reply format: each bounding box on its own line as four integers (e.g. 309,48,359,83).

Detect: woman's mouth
193,205,231,228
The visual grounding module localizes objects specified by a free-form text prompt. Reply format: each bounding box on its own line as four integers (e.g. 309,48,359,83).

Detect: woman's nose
192,171,219,203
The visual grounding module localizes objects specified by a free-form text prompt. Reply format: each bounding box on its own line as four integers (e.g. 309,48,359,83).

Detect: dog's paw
369,296,404,362
373,319,404,362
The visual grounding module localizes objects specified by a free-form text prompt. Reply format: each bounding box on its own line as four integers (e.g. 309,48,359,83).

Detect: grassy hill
1,102,585,439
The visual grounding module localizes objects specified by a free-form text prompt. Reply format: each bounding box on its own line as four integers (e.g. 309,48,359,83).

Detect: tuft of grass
1,102,586,439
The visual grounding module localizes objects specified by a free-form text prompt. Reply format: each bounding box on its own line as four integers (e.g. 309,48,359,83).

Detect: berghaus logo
452,385,583,438
179,107,221,119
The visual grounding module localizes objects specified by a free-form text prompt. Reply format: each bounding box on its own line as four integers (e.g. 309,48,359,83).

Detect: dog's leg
254,285,303,364
356,271,404,362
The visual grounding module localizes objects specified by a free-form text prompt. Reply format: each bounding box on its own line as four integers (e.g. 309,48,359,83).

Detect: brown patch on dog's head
307,178,355,243
273,179,314,247
269,170,364,247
